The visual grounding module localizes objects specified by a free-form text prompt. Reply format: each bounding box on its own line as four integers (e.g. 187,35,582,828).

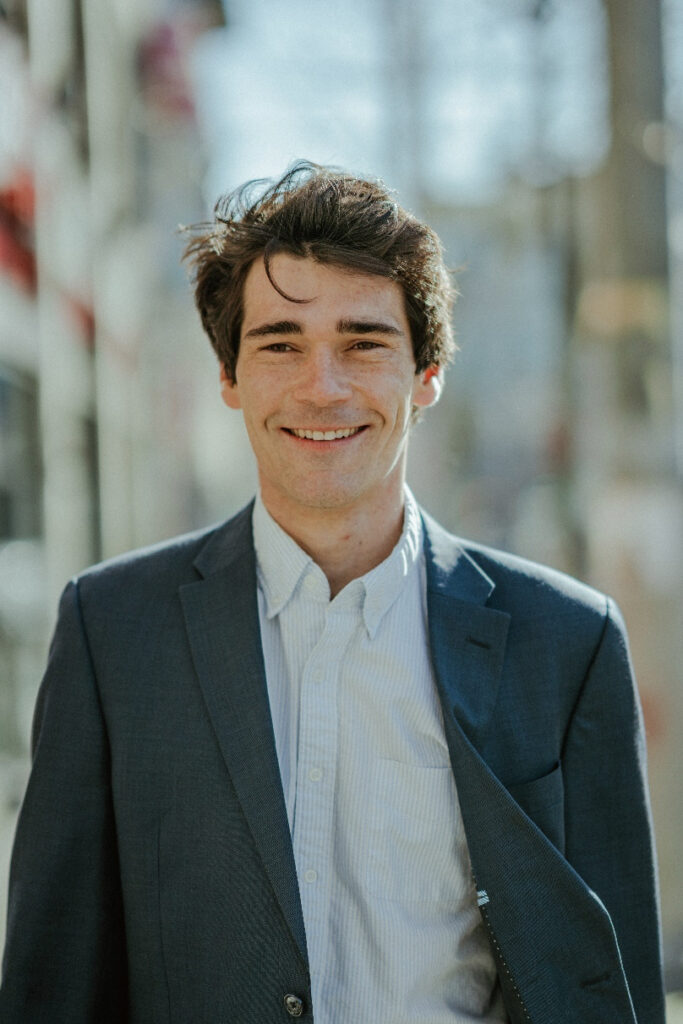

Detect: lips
286,426,365,441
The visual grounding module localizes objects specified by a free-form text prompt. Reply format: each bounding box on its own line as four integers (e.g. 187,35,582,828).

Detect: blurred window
0,365,41,539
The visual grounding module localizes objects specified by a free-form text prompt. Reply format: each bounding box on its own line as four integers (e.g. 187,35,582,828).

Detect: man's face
220,254,440,522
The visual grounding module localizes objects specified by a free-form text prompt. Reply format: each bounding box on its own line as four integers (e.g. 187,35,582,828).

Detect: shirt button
284,993,305,1017
308,767,322,782
304,868,317,883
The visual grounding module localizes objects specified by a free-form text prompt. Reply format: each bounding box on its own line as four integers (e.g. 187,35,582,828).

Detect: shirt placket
291,597,360,1012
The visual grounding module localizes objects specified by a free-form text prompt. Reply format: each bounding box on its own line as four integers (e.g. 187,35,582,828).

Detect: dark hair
183,160,456,381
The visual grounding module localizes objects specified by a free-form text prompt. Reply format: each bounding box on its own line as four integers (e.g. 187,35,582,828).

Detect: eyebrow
336,318,404,336
243,317,405,339
243,320,302,339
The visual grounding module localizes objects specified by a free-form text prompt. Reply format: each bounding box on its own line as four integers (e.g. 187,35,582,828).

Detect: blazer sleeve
561,597,665,1024
0,580,129,1024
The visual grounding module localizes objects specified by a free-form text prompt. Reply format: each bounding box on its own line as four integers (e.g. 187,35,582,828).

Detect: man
0,162,665,1023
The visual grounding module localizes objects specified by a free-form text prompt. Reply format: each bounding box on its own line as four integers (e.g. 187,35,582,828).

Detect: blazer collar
191,502,511,751
422,511,511,750
192,500,255,579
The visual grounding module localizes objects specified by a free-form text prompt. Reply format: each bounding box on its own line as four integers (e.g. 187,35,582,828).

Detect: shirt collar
252,486,423,638
360,488,422,637
252,493,316,618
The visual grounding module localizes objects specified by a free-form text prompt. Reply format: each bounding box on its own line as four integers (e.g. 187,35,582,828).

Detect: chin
283,480,364,511
293,489,356,510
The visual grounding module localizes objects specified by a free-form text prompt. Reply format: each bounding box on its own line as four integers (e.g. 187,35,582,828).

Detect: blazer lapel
179,504,308,964
423,514,636,1022
422,512,510,750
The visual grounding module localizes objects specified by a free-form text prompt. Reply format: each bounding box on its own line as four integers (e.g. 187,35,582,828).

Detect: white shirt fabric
253,488,506,1023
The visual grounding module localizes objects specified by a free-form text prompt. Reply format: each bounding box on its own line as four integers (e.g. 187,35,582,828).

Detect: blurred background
0,0,681,1013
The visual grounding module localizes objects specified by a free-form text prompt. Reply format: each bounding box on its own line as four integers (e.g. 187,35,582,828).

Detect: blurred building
0,0,226,943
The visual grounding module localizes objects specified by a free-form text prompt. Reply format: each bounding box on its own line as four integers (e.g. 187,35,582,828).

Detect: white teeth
290,427,361,441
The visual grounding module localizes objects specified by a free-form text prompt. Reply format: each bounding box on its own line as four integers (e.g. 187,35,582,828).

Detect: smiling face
220,254,440,527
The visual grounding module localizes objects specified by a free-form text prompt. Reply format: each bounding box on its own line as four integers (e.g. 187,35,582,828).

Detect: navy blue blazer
0,503,665,1023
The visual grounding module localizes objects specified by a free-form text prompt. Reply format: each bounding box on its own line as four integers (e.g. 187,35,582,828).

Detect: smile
286,427,365,441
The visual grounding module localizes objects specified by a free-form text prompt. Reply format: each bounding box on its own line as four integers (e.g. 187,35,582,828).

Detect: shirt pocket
365,759,470,905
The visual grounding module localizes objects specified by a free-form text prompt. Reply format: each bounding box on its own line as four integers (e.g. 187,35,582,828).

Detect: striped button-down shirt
253,488,505,1022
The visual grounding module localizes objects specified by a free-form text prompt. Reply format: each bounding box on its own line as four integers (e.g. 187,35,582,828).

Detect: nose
294,348,353,405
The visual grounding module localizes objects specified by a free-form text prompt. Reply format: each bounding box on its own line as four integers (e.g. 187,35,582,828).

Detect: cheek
377,390,417,437
237,376,275,418
362,364,415,401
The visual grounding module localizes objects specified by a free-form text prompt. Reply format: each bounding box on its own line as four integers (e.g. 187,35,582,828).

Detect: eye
351,340,383,351
261,342,295,352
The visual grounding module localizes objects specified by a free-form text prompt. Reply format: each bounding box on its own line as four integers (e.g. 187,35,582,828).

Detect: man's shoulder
422,510,610,627
467,537,606,612
74,502,254,600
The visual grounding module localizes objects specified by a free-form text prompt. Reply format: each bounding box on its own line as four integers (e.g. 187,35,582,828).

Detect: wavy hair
183,160,456,381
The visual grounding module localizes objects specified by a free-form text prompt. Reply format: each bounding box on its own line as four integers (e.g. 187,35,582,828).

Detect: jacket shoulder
75,502,254,603
468,539,606,614
422,510,611,628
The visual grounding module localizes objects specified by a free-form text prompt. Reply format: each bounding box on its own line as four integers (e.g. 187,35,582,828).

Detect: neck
261,487,406,599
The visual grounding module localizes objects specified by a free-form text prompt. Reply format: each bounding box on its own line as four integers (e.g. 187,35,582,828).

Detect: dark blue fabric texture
0,502,665,1023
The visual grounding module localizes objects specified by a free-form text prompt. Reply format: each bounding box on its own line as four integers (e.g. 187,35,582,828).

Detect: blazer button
284,992,305,1017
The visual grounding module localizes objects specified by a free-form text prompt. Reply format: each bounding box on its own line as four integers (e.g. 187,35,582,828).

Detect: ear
412,365,442,409
219,363,242,410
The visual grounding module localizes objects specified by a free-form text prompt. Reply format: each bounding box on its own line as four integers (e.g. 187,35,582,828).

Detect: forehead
240,254,409,334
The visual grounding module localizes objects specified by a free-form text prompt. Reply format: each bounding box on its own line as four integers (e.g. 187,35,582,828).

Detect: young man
0,163,665,1023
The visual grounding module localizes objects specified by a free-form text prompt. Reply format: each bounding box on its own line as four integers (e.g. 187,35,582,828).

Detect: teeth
291,427,361,441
